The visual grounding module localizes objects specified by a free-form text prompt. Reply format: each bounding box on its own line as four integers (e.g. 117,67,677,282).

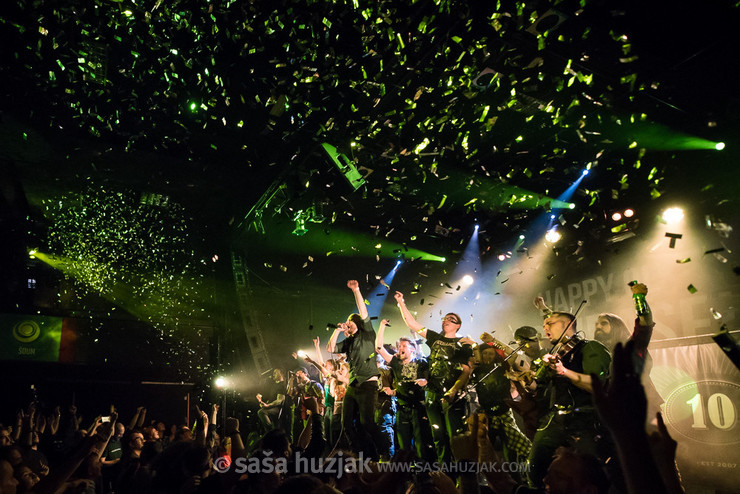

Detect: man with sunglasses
394,291,473,466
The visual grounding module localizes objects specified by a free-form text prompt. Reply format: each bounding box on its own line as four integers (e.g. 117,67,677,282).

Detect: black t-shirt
548,339,610,410
337,317,379,385
263,378,287,404
425,329,473,391
473,363,511,414
389,355,428,406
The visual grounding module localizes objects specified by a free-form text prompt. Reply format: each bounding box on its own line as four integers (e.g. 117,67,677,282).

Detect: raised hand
630,282,648,296
393,291,404,303
347,279,359,290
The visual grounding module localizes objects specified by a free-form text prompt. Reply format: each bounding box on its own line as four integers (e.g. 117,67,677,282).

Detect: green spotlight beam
625,122,720,150
247,226,446,262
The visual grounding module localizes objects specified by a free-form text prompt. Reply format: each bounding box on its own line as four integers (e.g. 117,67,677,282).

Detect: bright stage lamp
296,350,307,358
462,274,474,286
623,208,634,218
715,142,725,151
214,377,227,389
662,207,684,224
611,212,622,221
497,254,506,261
545,229,562,243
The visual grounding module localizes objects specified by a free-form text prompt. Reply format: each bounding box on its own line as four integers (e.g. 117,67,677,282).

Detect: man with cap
469,339,532,465
503,326,550,440
394,291,473,465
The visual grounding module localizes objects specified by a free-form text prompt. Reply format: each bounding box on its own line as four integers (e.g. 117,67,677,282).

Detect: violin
535,334,584,378
480,337,537,388
551,334,584,360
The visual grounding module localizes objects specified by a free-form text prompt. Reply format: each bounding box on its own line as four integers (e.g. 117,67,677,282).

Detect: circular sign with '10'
664,380,740,445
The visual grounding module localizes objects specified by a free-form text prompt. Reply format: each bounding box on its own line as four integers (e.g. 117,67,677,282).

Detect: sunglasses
442,316,461,324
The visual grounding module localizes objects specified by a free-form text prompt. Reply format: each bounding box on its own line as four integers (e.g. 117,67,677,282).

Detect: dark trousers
342,380,380,459
527,411,612,487
396,402,436,463
425,388,469,464
323,411,343,449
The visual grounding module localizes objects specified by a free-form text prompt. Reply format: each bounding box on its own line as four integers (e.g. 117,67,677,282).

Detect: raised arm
375,319,393,363
313,336,325,366
631,282,654,327
534,296,553,319
305,356,329,378
327,325,343,354
211,403,219,428
347,280,369,319
194,406,209,446
394,291,427,338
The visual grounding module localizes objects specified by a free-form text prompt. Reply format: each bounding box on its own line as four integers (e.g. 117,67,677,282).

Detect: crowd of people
0,280,685,494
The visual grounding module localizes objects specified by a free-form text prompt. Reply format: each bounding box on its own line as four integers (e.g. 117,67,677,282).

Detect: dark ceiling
1,0,739,368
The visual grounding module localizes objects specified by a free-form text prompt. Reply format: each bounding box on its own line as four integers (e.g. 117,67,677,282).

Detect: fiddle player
526,311,612,488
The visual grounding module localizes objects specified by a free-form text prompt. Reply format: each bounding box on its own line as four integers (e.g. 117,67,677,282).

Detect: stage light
545,228,562,243
474,224,479,230
582,169,589,176
296,350,307,358
550,214,556,220
568,203,576,209
611,212,622,221
214,376,227,389
395,259,402,266
519,234,525,240
662,207,684,224
715,142,725,151
322,142,366,191
624,208,634,218
497,253,506,261
462,274,474,285
29,249,37,259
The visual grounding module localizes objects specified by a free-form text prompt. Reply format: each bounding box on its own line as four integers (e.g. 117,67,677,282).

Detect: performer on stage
394,291,473,465
327,280,384,460
503,326,550,440
256,368,289,433
469,340,532,465
526,311,612,488
375,319,435,464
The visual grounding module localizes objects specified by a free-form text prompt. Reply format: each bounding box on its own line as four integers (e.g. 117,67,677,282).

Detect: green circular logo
13,321,41,343
664,380,740,445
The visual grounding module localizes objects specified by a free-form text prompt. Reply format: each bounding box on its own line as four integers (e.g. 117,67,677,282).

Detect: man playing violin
526,311,612,488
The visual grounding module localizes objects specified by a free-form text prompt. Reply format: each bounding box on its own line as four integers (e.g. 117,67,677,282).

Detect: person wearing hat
394,291,473,465
503,326,550,440
327,280,384,459
469,340,532,466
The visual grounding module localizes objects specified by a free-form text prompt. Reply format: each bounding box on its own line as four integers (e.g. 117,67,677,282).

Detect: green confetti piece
687,284,698,294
